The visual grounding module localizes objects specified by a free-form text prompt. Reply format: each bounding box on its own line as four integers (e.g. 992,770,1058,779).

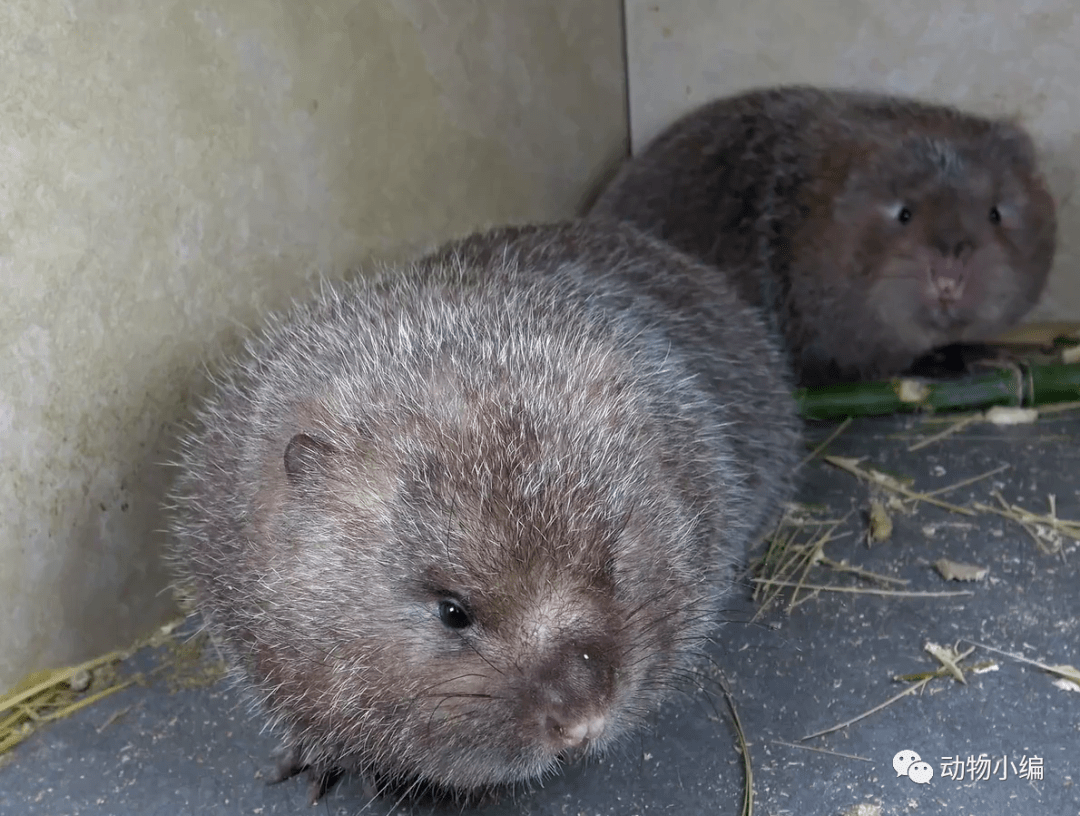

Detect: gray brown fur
167,220,799,799
590,86,1057,385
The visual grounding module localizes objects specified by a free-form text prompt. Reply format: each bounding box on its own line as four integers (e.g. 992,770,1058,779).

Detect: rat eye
896,206,913,224
438,598,472,630
989,206,1002,225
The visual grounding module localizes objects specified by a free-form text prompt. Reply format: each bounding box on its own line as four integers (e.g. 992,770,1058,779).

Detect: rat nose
529,640,615,752
931,233,973,261
543,707,608,750
947,239,972,259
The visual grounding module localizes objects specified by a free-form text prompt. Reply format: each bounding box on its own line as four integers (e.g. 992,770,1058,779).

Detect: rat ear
284,433,337,487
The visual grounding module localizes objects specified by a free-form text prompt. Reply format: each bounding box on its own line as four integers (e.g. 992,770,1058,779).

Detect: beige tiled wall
0,0,627,690
624,0,1079,321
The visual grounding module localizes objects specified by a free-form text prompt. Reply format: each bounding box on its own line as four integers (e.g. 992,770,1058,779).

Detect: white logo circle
908,761,934,784
893,749,922,777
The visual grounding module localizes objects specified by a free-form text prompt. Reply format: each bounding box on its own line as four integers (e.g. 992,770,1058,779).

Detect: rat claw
267,744,342,804
267,743,304,785
305,767,343,806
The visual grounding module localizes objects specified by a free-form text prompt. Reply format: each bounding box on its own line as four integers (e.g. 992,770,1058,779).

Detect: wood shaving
924,642,971,684
867,499,893,544
908,412,982,451
840,805,882,816
984,406,1039,425
824,456,975,516
963,641,1080,690
895,378,930,403
1047,665,1080,685
972,491,1080,554
933,558,989,582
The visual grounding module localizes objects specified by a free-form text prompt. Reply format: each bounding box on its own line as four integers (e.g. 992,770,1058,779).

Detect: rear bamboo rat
590,86,1058,386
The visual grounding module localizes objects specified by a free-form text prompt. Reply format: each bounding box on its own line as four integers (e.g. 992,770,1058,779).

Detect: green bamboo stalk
796,362,1080,421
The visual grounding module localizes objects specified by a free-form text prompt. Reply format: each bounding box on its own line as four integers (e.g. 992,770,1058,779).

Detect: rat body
168,220,798,800
590,86,1057,386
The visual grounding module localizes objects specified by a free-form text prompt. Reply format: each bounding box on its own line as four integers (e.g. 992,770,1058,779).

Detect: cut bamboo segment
797,363,1080,420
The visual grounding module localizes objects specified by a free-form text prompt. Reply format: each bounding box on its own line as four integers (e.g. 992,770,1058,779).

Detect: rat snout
527,638,617,754
933,236,974,261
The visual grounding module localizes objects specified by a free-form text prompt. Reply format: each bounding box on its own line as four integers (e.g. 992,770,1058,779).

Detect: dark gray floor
3,412,1078,816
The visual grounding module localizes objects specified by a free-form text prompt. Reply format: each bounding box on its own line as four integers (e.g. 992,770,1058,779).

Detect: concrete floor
2,412,1078,816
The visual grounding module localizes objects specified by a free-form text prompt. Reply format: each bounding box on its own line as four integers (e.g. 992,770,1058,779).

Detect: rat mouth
924,263,968,328
924,297,969,333
556,741,593,766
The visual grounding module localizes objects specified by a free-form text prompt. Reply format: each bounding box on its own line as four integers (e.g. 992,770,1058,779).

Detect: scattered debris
933,558,989,582
96,704,135,734
152,631,227,694
798,416,853,469
714,669,754,816
819,558,908,587
751,579,972,599
823,456,974,516
963,640,1080,690
921,464,1010,498
0,649,135,755
769,740,872,762
920,521,976,538
924,642,970,684
68,669,92,694
839,804,882,816
802,645,979,742
907,412,981,451
751,506,847,615
800,674,933,742
867,499,893,544
884,494,907,513
985,406,1039,425
751,507,925,616
0,617,223,759
895,378,930,404
973,491,1080,554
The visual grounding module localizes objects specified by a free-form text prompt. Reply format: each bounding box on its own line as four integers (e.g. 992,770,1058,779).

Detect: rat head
249,353,718,795
820,121,1056,360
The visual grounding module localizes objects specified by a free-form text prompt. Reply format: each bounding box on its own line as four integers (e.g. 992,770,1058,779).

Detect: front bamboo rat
168,220,799,803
